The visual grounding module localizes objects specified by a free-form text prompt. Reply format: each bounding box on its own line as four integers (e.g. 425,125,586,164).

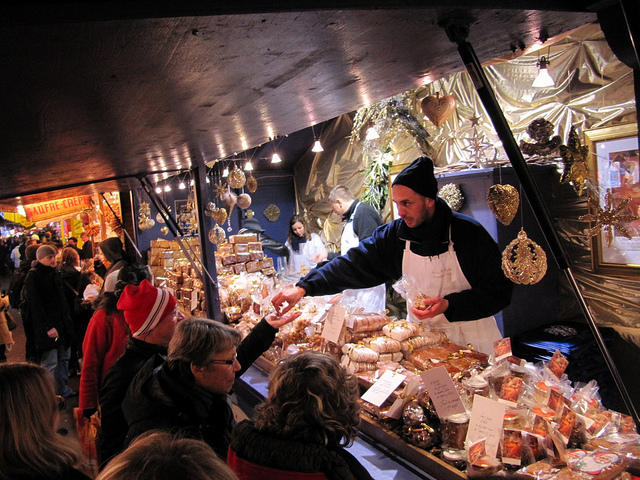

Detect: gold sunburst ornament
213,181,227,199
264,204,280,222
246,174,258,193
579,189,640,247
228,164,246,189
502,228,547,285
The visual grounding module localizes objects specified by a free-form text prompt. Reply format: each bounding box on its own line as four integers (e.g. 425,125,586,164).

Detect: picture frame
584,123,640,275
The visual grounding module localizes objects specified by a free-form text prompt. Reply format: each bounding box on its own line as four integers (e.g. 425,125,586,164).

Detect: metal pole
442,20,639,423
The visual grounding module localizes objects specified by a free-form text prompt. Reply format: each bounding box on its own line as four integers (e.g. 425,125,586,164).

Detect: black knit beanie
392,156,438,199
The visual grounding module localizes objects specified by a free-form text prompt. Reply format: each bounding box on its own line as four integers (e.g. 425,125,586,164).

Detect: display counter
234,361,461,480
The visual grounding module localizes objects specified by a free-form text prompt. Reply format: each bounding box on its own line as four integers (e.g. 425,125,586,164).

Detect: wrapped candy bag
392,274,430,313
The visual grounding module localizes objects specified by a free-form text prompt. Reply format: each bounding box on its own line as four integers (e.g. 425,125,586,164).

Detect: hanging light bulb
244,161,253,171
155,186,162,194
365,126,379,140
533,56,554,88
312,139,324,152
222,166,229,177
164,185,171,192
271,153,282,164
179,180,186,189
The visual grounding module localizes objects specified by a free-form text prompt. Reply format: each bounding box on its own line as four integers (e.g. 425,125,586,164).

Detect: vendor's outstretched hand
265,310,302,329
410,296,449,320
271,286,306,315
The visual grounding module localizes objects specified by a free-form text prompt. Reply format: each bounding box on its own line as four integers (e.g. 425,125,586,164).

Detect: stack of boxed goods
147,237,206,317
215,233,277,324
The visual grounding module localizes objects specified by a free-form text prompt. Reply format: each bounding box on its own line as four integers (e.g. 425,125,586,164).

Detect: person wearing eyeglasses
120,313,300,461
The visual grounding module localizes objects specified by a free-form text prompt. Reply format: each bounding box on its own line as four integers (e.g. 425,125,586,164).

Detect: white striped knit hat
116,279,177,338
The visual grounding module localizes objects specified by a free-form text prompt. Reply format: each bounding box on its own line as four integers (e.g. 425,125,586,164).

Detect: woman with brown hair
228,351,373,480
0,363,90,480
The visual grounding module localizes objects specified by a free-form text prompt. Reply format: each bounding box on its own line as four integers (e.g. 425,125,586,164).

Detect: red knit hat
116,279,177,338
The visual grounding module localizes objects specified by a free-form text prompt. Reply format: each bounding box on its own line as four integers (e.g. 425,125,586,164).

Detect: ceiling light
179,181,186,189
155,186,162,194
271,153,282,164
244,161,253,171
222,166,229,177
164,185,171,192
365,126,379,140
533,56,554,88
312,139,324,152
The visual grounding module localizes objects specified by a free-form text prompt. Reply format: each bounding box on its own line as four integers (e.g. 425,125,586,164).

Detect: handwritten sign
467,395,506,457
419,366,466,418
321,304,346,344
361,370,406,407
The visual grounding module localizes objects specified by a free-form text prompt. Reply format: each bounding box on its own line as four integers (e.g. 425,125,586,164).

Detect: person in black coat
22,244,76,397
122,312,300,460
228,351,373,480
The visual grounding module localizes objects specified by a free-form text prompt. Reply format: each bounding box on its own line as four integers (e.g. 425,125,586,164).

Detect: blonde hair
328,184,355,203
254,351,361,447
96,431,238,480
0,363,86,480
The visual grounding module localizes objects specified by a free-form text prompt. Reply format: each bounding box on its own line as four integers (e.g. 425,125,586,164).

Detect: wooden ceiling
0,1,600,207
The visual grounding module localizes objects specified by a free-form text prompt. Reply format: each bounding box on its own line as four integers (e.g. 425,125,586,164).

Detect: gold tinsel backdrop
293,23,640,346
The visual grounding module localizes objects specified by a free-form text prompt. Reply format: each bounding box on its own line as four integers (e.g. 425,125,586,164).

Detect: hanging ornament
208,225,227,244
156,212,165,223
519,118,562,157
438,183,464,212
222,190,237,217
237,193,252,210
420,92,456,128
139,202,151,217
502,228,548,285
228,164,246,189
138,217,155,231
160,226,169,235
214,181,227,199
246,174,258,193
487,184,520,225
462,116,495,168
559,126,590,196
579,189,640,247
264,204,281,222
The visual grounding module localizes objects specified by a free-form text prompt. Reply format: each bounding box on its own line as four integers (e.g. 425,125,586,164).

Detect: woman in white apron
341,202,387,313
403,231,502,355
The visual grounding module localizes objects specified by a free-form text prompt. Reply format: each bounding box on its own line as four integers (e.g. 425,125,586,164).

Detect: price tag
361,370,406,407
467,395,506,458
420,365,466,418
321,304,346,344
191,293,198,312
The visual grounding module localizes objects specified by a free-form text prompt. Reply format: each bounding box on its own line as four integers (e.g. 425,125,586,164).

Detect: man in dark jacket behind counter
273,156,513,355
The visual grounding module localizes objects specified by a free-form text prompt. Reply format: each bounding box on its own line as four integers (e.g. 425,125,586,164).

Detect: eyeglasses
205,353,238,366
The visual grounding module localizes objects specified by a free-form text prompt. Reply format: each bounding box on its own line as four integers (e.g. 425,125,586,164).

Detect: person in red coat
78,264,152,417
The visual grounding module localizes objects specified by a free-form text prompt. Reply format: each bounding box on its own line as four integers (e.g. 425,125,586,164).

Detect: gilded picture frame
584,123,640,275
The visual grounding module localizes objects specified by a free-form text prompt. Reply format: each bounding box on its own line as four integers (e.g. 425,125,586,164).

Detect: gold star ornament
579,189,640,247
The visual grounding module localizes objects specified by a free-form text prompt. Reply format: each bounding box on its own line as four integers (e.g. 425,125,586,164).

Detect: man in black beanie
273,156,513,354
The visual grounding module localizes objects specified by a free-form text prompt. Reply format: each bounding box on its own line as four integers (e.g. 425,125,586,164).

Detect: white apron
341,202,386,314
402,236,502,355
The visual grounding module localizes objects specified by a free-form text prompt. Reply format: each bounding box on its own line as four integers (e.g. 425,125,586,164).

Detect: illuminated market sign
24,195,92,223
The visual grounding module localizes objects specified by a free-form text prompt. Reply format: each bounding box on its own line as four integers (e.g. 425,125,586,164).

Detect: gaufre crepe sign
24,195,92,223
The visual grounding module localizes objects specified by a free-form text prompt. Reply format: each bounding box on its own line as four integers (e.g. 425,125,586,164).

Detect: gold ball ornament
138,217,155,231
487,184,519,226
438,183,464,212
237,193,252,210
155,212,165,223
227,165,246,189
160,226,169,235
502,228,547,285
246,174,258,193
208,225,227,244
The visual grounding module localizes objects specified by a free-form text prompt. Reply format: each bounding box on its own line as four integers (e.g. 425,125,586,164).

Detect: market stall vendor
273,156,513,354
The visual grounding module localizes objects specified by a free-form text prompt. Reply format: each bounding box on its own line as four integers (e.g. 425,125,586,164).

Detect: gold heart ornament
487,184,519,225
420,93,456,128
